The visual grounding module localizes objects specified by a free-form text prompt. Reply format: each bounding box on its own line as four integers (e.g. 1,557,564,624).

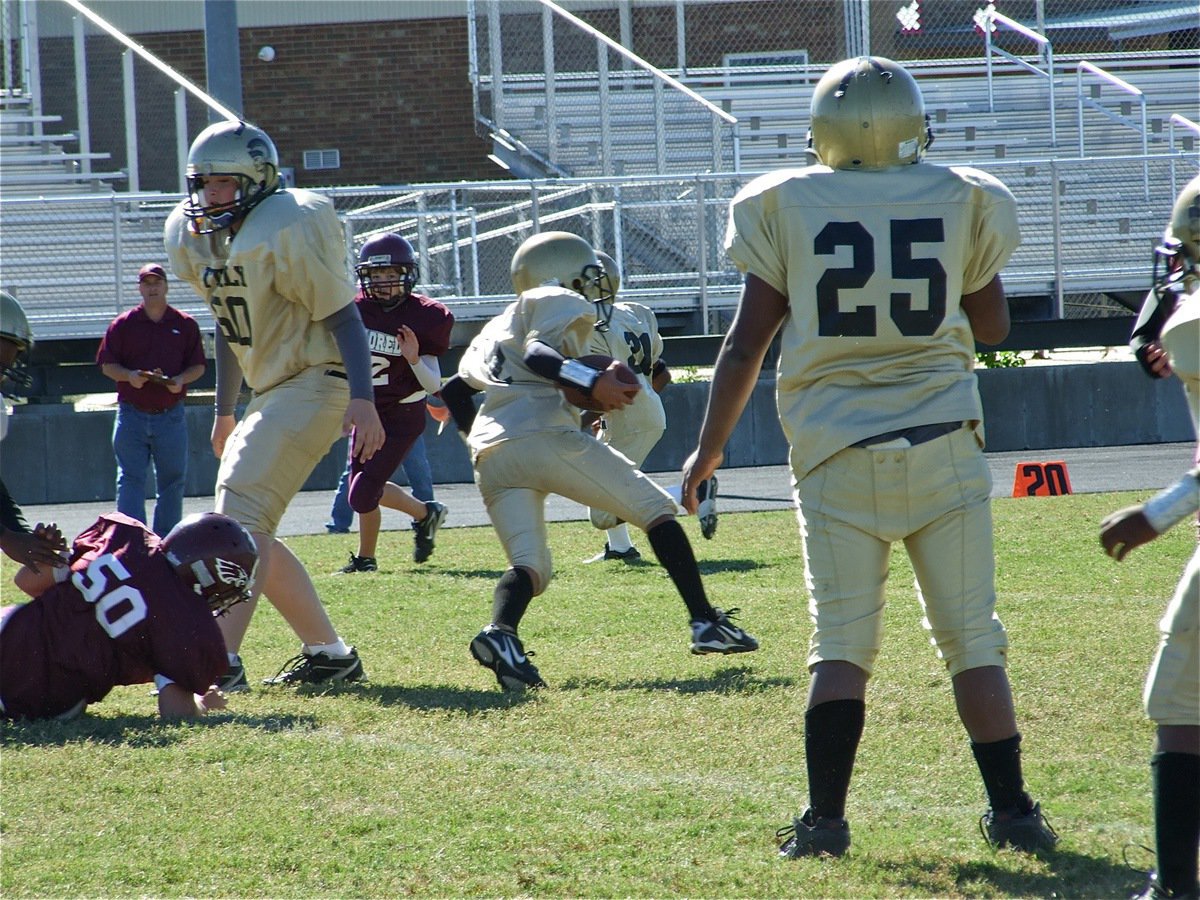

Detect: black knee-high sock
1152,751,1200,895
971,734,1032,813
491,568,534,633
646,520,714,623
805,699,866,821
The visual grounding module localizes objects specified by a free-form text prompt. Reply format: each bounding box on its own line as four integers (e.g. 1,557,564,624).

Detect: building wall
34,17,500,191
3,362,1193,506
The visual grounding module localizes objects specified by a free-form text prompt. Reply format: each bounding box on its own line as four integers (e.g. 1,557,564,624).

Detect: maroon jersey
95,304,206,412
0,514,228,719
357,291,454,405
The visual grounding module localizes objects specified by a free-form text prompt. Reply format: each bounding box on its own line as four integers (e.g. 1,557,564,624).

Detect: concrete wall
2,361,1193,507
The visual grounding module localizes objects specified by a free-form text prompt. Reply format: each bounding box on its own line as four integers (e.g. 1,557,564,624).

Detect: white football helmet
1154,173,1200,300
183,120,280,234
510,231,616,328
809,56,931,171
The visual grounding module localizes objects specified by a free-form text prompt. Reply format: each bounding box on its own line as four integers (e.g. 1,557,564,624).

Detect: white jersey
461,286,597,456
164,188,356,393
1161,288,1200,433
726,161,1020,477
587,301,666,438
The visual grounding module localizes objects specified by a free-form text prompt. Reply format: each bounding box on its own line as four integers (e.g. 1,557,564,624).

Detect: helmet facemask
582,264,617,331
356,262,418,311
0,337,32,398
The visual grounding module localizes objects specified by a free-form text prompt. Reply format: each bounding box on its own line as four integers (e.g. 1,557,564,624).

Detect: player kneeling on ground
1,512,257,720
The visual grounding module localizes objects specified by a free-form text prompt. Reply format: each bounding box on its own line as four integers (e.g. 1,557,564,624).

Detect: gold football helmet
1154,174,1200,299
809,56,931,171
183,120,280,234
0,289,33,396
595,251,622,296
511,231,616,328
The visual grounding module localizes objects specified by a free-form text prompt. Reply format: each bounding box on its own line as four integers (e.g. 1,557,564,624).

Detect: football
560,354,639,412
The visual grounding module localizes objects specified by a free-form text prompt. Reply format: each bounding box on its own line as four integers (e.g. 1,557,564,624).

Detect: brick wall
34,16,500,192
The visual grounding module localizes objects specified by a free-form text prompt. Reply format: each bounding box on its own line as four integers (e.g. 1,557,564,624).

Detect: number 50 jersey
0,514,227,719
725,161,1019,478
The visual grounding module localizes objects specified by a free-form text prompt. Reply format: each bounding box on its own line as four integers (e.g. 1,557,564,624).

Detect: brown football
560,354,639,412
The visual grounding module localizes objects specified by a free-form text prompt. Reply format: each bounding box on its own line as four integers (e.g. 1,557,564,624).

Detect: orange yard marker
1012,461,1073,497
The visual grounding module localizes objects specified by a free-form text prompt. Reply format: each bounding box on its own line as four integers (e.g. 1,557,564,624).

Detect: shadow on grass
355,682,539,713
431,566,510,581
697,557,772,575
870,847,1145,899
561,664,795,694
0,712,318,747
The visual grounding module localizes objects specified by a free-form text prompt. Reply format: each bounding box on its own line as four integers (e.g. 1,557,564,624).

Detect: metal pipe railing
983,8,1056,147
1076,60,1149,198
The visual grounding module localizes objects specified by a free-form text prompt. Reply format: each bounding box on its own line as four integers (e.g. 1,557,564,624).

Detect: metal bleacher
0,91,127,194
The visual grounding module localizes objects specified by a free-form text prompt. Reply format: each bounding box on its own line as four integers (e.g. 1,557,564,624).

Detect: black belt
325,369,348,380
854,421,963,448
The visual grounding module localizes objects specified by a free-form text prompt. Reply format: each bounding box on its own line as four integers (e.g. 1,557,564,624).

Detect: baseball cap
138,263,167,282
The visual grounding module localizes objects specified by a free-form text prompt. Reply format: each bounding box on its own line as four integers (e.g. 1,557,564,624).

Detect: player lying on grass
1,512,257,720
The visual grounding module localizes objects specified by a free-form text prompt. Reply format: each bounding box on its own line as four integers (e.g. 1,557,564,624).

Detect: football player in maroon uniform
335,233,455,572
1,512,257,720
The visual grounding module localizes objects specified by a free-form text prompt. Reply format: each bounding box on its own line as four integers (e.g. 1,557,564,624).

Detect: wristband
558,358,601,395
1143,470,1200,534
153,674,176,691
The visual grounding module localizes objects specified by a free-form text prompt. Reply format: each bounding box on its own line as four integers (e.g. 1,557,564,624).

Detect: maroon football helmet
161,513,259,616
355,232,419,309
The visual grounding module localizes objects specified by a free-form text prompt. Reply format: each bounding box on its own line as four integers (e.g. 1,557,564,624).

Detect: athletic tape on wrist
559,358,600,394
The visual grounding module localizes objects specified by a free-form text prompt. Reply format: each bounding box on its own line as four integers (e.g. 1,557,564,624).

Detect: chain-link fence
1,0,1196,344
469,0,1197,179
3,151,1193,347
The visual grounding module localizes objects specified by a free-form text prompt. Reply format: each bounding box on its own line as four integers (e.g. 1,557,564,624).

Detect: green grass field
1,490,1192,898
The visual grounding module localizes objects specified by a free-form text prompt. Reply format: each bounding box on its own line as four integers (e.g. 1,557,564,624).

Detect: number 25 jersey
726,162,1019,478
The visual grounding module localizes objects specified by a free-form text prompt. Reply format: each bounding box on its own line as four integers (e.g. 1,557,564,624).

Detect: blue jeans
112,402,188,535
326,432,434,533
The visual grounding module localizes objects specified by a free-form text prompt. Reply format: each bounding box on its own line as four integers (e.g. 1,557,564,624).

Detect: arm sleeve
523,339,568,381
1130,288,1177,377
410,355,442,395
324,303,374,402
212,329,244,417
440,374,481,435
0,478,30,534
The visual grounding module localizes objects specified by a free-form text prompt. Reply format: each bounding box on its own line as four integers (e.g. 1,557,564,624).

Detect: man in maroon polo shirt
97,263,206,535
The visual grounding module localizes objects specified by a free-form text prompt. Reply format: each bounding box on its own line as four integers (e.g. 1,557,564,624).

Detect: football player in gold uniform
581,252,720,562
440,231,758,691
682,56,1055,856
165,120,384,689
1102,175,1200,900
